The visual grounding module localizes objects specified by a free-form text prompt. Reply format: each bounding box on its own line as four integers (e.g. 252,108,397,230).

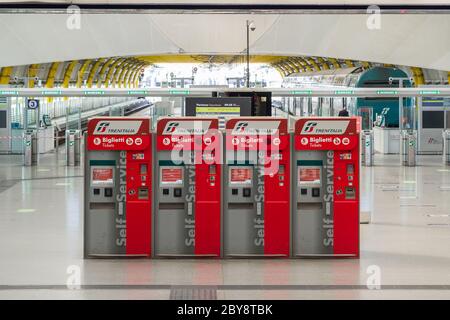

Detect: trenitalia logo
231,121,281,135
93,121,142,135
96,122,110,133
164,122,179,133
162,121,212,135
235,122,248,132
301,120,349,135
303,122,317,133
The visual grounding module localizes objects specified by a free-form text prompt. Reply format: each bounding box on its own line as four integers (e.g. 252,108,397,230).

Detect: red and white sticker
301,137,309,145
126,138,134,146
93,137,101,145
333,137,341,145
342,137,350,145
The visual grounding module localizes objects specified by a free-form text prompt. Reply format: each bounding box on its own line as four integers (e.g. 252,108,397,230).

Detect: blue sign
27,99,39,110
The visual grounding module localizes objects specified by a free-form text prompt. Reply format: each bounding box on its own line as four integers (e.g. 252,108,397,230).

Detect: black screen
422,111,444,129
0,110,6,128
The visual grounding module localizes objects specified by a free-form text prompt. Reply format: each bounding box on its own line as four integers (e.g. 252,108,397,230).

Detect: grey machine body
84,134,127,257
223,145,268,257
154,147,198,256
292,150,334,257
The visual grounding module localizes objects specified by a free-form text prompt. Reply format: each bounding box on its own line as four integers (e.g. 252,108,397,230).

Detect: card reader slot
227,203,254,210
89,203,115,210
159,203,185,210
297,203,323,210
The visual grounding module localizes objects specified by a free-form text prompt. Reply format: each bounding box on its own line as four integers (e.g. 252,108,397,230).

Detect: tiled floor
0,150,449,299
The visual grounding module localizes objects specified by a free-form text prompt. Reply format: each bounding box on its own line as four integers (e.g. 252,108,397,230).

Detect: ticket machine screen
229,168,252,185
91,167,114,186
160,167,184,185
298,167,321,185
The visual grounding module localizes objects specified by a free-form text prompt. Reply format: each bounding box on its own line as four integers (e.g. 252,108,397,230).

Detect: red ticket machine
293,117,360,257
154,117,222,257
223,117,290,257
84,117,152,257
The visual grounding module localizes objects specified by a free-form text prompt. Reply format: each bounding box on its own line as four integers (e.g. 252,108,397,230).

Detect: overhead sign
27,99,39,110
185,97,252,116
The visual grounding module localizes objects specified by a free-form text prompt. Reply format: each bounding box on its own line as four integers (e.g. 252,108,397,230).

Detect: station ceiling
0,12,449,70
1,53,447,90
0,6,449,87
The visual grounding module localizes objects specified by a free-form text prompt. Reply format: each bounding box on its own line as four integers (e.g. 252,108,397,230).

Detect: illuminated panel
92,168,114,185
298,167,321,185
161,168,183,185
229,168,252,185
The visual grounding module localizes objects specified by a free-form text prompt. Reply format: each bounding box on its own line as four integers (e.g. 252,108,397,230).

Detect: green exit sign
169,90,190,95
335,90,354,95
0,90,18,95
291,90,312,95
42,90,62,95
127,90,148,95
376,90,398,95
420,90,440,95
84,90,105,95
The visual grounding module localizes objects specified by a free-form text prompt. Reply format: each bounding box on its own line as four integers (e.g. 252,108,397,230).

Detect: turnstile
23,130,38,166
66,129,81,166
443,130,450,165
361,130,374,166
400,130,417,167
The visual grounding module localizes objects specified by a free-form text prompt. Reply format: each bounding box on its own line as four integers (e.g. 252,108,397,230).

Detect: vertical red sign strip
125,146,152,256
195,130,221,256
263,134,290,256
333,148,360,257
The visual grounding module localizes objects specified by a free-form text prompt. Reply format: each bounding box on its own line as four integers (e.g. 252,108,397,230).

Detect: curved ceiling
0,12,449,71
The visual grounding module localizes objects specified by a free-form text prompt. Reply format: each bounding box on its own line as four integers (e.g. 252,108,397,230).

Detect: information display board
185,97,252,116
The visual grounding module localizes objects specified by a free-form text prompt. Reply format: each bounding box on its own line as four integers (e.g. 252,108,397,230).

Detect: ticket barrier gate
223,118,290,257
23,129,38,166
361,130,374,167
84,117,152,257
400,130,417,167
154,118,221,257
443,130,450,165
66,129,81,166
293,117,360,257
